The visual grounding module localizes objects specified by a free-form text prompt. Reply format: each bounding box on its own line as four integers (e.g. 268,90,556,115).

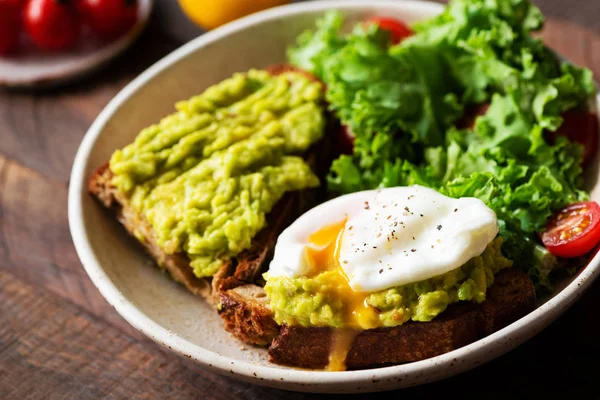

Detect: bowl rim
68,0,600,390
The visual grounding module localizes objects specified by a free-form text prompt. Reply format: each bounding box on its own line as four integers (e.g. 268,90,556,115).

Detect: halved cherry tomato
541,201,600,258
365,17,413,44
554,109,598,166
24,0,80,51
78,0,138,40
457,103,490,130
0,0,23,55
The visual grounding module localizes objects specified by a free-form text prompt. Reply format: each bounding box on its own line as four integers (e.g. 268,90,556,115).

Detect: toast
219,268,536,369
89,139,330,306
91,164,295,303
89,65,332,306
90,163,214,300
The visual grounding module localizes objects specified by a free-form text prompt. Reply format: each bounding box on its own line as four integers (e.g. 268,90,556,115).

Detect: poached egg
268,186,498,293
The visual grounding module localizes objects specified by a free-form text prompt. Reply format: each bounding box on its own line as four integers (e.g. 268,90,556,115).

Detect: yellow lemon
178,0,290,30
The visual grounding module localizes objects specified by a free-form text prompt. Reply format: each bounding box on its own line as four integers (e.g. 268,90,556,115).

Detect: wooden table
2,2,600,398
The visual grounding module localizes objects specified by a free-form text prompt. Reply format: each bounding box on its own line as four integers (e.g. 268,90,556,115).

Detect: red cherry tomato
0,0,23,55
24,0,80,51
541,201,600,258
265,63,325,88
79,0,138,40
8,0,27,7
336,124,355,155
457,103,490,130
366,17,413,44
554,109,598,166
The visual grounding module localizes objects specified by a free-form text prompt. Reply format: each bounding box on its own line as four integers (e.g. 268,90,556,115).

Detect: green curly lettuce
288,0,596,289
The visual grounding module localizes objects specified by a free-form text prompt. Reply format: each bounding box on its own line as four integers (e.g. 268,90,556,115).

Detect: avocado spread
264,237,512,329
109,70,326,278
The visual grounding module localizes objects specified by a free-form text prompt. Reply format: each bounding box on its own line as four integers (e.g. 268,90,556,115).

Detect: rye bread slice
89,143,327,306
89,162,215,302
88,65,332,307
218,284,281,346
220,268,535,369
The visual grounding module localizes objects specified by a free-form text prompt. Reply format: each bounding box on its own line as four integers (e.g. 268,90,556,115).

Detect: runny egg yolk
306,219,380,331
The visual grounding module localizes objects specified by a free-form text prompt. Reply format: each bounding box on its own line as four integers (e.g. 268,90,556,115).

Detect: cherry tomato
24,0,80,51
8,0,27,7
265,63,321,83
457,103,490,130
78,0,138,40
541,201,600,258
0,0,23,55
554,109,598,166
336,124,355,155
366,17,413,44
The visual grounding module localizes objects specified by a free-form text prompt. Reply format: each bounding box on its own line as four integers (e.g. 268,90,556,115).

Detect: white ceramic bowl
68,0,600,393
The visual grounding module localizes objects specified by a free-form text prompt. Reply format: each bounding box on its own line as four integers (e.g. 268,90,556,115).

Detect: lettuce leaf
287,11,346,80
288,0,596,288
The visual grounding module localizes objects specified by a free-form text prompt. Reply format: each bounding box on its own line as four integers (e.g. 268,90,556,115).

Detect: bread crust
89,161,323,306
266,268,535,370
218,284,281,346
89,162,216,301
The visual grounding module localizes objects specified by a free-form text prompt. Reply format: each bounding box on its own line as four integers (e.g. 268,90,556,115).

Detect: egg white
267,186,499,292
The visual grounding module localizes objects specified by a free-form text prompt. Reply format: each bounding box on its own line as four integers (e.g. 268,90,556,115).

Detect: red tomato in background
264,63,325,89
7,0,27,7
366,17,413,44
79,0,138,40
0,0,24,55
553,109,598,166
336,124,355,155
542,201,600,258
457,103,490,130
24,0,80,51
460,105,598,165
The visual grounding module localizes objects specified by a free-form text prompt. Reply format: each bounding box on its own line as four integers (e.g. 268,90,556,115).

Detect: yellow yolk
326,328,357,372
305,220,380,371
306,220,380,331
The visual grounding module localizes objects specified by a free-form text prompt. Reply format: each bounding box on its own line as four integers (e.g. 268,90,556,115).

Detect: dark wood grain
1,8,600,399
0,155,143,337
0,270,310,400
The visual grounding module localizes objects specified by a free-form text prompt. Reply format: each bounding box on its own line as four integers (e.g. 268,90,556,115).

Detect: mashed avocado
264,237,512,328
109,70,326,277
